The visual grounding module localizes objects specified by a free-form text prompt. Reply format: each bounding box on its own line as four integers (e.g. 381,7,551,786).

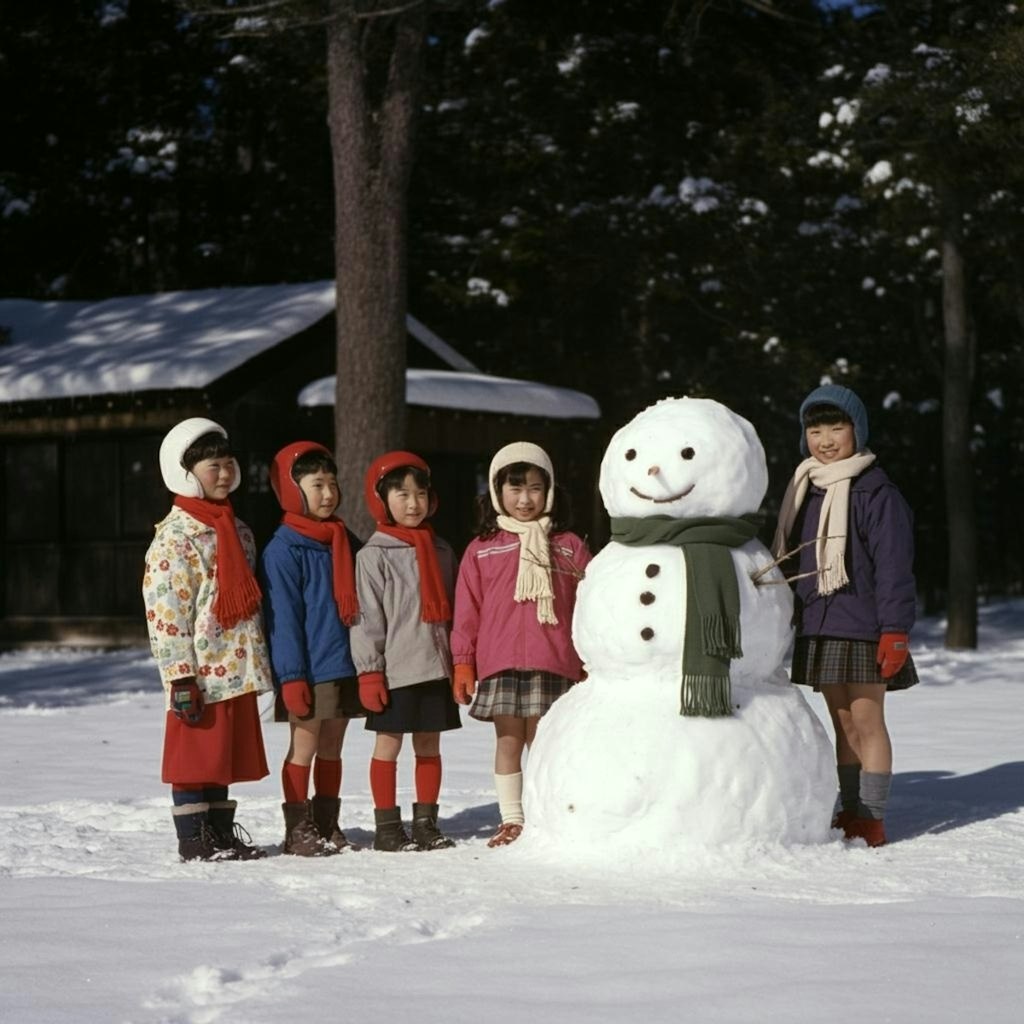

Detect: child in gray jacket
351,450,461,852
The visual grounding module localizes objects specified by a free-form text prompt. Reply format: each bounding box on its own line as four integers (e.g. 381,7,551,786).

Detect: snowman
523,397,834,853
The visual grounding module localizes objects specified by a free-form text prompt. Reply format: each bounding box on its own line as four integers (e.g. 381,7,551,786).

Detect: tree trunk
325,0,426,537
939,186,978,648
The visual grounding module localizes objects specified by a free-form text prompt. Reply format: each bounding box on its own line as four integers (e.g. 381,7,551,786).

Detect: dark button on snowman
524,397,834,854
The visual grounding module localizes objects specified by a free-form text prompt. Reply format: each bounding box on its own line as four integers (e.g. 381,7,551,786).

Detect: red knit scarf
375,523,451,623
282,512,359,626
174,496,262,630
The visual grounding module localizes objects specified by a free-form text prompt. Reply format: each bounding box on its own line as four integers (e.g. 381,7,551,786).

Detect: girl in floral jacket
143,417,272,862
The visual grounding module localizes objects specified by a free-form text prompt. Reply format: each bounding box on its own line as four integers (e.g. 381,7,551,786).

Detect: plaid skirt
469,670,575,721
791,636,919,692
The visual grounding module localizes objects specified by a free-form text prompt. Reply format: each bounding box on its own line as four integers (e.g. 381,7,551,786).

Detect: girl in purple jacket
451,442,591,847
772,385,918,848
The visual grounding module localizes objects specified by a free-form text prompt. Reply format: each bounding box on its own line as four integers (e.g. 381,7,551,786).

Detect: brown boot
173,802,216,862
411,802,455,851
208,799,266,860
487,822,523,848
844,817,887,847
831,809,856,832
282,801,334,856
311,795,360,852
373,807,419,852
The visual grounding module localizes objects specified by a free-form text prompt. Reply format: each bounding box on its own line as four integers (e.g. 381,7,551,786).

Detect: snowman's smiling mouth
629,483,695,504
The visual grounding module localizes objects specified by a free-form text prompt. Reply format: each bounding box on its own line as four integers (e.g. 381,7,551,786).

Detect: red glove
452,664,476,705
877,632,909,679
358,671,389,713
169,678,204,725
282,679,312,718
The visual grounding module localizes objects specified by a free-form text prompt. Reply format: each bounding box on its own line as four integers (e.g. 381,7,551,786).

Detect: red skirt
161,691,269,786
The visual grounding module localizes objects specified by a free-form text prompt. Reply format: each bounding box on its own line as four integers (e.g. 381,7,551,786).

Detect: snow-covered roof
300,369,601,420
0,282,598,420
0,281,338,403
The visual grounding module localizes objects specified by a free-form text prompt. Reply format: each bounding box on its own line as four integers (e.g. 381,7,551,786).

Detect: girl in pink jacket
451,442,591,847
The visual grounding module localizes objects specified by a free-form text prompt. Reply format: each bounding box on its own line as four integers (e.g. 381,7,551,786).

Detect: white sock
494,772,524,825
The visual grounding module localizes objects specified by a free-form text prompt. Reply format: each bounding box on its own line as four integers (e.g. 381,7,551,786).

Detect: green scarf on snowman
609,514,760,718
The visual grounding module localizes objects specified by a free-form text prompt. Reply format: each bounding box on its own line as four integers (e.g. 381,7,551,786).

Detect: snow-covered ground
1,601,1022,1023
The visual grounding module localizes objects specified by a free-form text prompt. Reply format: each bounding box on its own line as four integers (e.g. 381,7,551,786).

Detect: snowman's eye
680,447,695,460
625,449,637,461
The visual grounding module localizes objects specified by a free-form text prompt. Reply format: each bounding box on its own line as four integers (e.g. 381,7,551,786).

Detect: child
772,384,918,848
259,442,364,856
350,451,461,851
143,417,271,861
451,442,591,847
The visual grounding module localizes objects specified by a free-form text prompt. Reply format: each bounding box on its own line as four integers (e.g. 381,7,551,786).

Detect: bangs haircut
494,461,551,493
292,450,338,481
379,465,431,495
802,404,853,430
181,431,232,471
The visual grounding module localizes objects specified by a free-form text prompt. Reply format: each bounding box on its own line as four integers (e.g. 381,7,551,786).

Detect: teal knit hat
799,384,869,456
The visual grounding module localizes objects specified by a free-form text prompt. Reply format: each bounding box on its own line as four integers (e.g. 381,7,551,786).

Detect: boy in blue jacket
772,385,918,848
259,442,364,855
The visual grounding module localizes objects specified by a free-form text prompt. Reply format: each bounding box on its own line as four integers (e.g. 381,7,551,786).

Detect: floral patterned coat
143,506,273,707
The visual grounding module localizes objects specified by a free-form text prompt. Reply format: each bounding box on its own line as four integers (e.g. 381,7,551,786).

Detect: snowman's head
600,397,768,519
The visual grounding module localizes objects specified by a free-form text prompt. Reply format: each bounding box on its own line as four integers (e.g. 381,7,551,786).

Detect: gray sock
837,763,861,814
858,770,892,820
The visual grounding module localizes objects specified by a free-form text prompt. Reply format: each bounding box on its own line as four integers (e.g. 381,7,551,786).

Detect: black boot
207,799,266,860
373,807,418,852
282,801,333,856
411,802,455,851
311,794,359,852
172,802,215,862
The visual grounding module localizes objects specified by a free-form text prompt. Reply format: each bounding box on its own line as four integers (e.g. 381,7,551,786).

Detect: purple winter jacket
788,464,916,641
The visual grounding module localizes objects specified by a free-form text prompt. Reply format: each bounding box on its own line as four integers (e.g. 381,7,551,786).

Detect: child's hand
358,672,389,713
452,664,476,705
877,632,909,678
282,680,312,718
170,678,204,725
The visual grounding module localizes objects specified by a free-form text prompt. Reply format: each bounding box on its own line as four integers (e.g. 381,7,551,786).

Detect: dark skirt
791,636,919,692
365,678,462,734
469,670,575,721
161,690,269,785
274,676,365,723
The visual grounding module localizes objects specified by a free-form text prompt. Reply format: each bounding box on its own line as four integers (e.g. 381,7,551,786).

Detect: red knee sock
415,755,442,805
370,758,397,810
282,761,311,804
314,757,342,798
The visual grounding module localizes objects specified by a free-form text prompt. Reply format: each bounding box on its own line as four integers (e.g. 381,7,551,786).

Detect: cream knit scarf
496,515,557,624
772,451,876,595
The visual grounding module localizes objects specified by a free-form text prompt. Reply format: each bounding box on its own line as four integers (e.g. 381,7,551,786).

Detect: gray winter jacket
350,531,456,689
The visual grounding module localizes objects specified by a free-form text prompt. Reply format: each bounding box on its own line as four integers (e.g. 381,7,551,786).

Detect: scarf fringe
701,616,743,660
337,593,359,627
817,552,848,596
214,576,262,631
681,674,733,718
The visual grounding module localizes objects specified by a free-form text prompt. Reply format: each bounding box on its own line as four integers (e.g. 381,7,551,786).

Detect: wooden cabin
0,283,603,646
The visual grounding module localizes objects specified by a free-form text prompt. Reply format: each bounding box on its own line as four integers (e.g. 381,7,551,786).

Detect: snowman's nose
647,465,660,476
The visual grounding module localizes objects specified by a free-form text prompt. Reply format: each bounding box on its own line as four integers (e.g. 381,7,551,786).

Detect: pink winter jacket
451,530,592,682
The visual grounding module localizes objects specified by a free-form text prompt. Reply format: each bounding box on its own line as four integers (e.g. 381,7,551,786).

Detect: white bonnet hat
159,417,241,498
488,442,555,514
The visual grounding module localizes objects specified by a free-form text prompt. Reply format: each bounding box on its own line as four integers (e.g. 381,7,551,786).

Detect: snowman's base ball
522,674,835,854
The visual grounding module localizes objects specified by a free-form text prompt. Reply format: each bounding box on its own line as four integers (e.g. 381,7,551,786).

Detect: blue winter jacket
789,465,916,641
259,525,362,688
